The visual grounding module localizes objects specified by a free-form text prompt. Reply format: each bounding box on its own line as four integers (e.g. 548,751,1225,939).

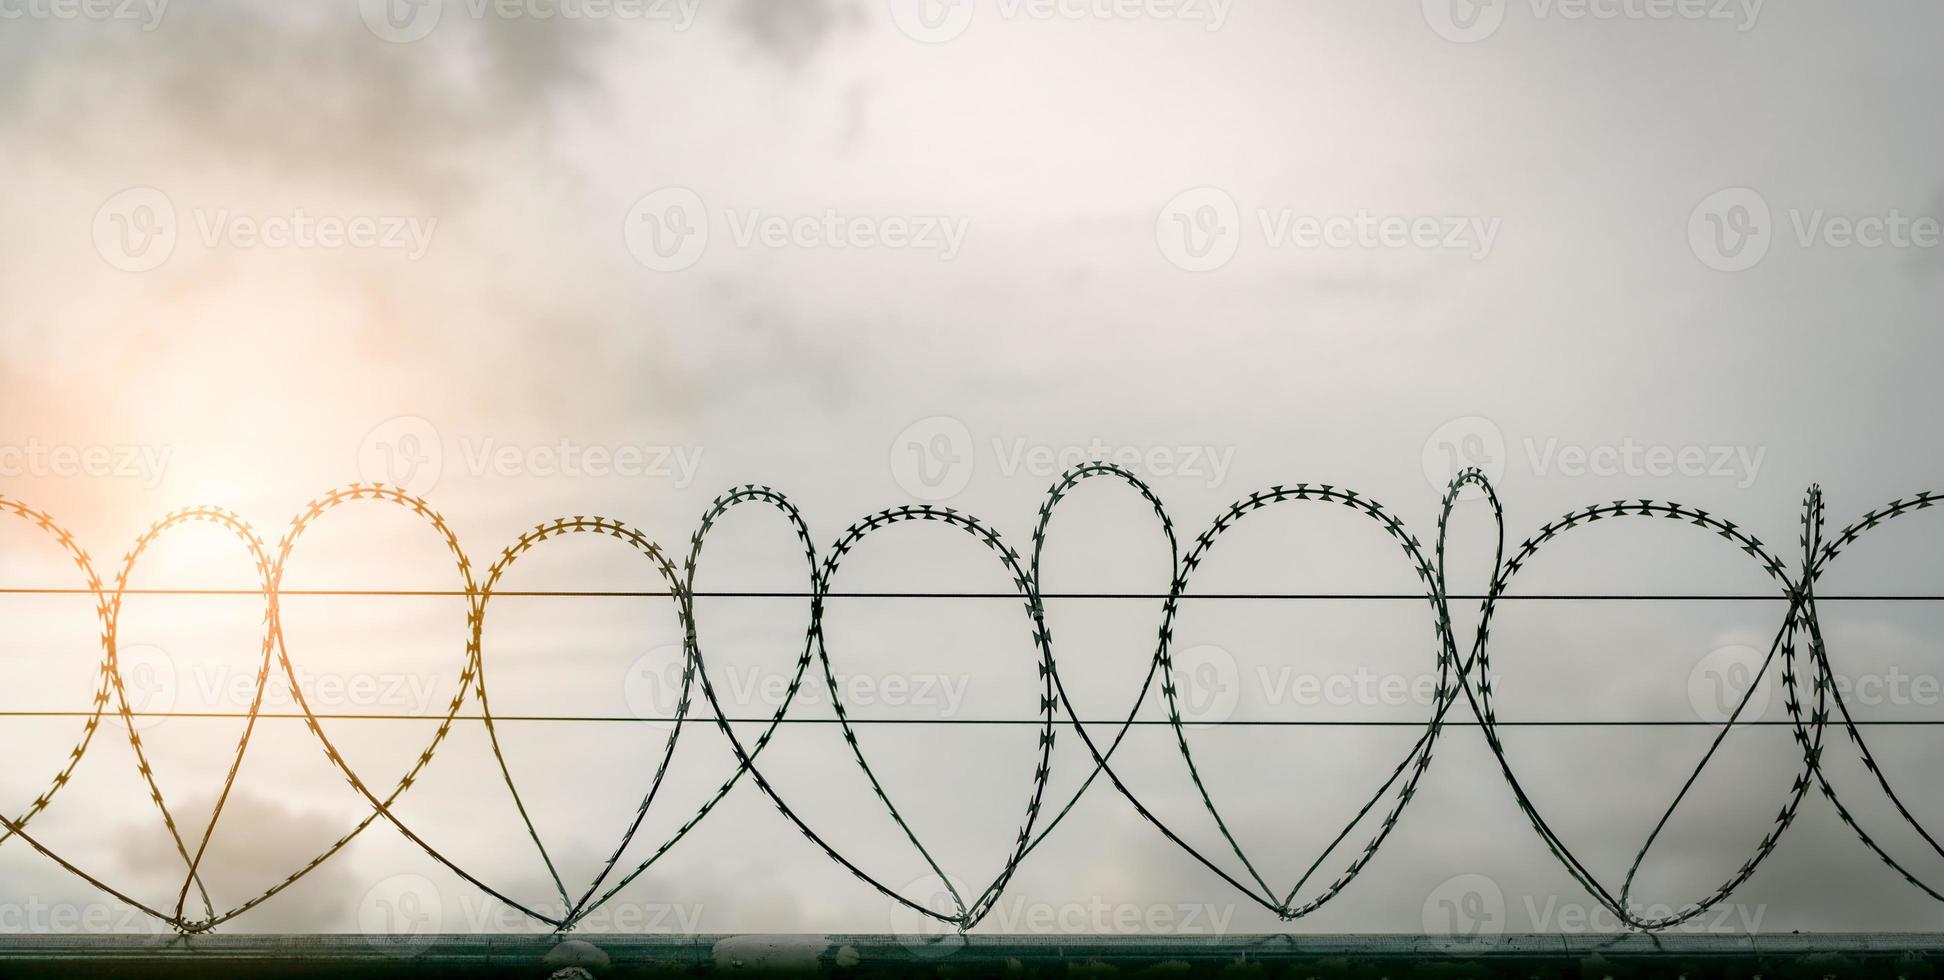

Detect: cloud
723,0,859,69
111,790,360,932
0,2,600,202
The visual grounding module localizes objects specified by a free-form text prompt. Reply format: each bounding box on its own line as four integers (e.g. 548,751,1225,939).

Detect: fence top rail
2,932,1941,961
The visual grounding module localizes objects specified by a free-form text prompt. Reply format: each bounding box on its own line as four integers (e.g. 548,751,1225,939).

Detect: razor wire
0,468,1937,934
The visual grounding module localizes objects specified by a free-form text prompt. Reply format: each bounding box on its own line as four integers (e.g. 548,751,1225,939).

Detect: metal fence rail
1,933,1940,980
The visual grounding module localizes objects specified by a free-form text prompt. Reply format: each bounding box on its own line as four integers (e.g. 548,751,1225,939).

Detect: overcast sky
1,0,1943,943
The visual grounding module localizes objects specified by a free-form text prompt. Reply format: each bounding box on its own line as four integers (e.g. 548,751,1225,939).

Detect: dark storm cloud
111,791,359,932
722,0,859,69
0,1,600,201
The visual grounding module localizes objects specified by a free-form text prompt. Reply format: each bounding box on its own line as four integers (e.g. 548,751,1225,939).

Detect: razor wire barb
0,469,1938,934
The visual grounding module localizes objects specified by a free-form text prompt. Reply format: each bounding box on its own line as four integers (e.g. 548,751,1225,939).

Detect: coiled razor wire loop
0,471,1940,933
